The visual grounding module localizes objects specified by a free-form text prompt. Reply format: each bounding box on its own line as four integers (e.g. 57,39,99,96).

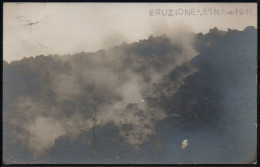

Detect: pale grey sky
3,3,257,62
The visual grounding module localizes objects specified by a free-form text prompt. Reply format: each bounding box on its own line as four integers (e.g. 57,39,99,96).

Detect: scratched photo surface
3,3,257,164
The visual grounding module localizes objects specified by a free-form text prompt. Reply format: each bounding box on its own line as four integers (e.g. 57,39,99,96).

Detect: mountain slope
3,27,257,164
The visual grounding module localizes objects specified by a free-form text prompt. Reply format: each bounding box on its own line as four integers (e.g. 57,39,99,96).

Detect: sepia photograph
3,2,257,164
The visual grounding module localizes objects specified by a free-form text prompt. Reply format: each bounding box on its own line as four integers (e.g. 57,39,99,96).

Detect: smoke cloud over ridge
3,26,257,164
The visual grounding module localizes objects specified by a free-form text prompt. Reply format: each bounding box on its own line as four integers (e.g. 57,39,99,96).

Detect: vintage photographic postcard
3,2,257,164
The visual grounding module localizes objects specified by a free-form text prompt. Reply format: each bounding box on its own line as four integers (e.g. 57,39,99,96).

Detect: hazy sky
3,3,257,62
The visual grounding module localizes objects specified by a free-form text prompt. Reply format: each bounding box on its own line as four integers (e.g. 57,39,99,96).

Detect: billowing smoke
5,28,198,158
3,26,257,164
